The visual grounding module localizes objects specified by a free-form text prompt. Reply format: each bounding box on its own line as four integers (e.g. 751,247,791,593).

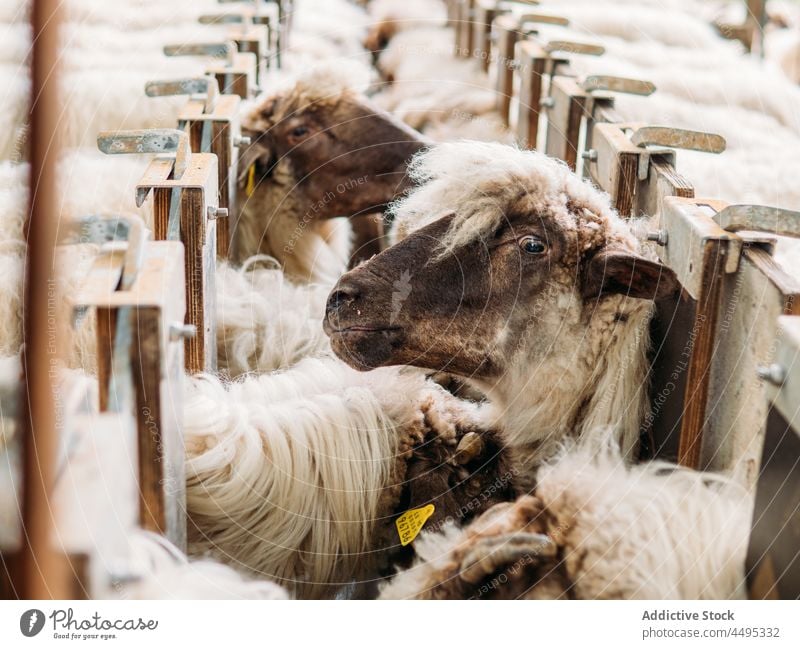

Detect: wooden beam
12,0,72,600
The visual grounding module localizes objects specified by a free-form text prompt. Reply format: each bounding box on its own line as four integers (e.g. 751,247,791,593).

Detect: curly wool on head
390,141,635,258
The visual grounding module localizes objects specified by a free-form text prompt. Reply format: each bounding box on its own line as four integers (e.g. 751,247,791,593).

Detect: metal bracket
58,215,131,246
519,13,569,27
714,205,800,239
628,126,725,181
163,41,237,67
145,77,220,114
632,126,726,154
97,128,192,192
659,197,742,299
582,75,656,96
199,13,252,26
118,216,150,292
544,40,605,56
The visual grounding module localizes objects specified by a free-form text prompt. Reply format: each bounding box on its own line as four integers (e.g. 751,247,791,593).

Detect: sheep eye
520,236,546,254
290,126,309,138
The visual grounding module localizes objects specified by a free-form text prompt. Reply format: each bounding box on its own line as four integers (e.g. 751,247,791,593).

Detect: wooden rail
146,77,247,259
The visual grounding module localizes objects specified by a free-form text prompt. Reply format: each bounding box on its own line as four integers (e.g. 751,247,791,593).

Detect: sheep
183,355,517,598
0,153,151,359
215,257,332,377
289,0,373,69
119,532,290,600
363,0,448,54
325,141,679,475
379,442,749,599
2,3,243,153
237,64,428,281
372,27,514,142
0,65,30,161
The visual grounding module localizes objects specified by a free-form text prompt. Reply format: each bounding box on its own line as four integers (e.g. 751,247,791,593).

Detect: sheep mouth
325,325,404,371
328,325,400,334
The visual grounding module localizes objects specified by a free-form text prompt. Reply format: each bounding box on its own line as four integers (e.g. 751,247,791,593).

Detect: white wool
0,23,30,65
380,445,749,599
0,150,149,361
0,162,27,243
183,358,445,598
236,162,352,284
375,27,459,84
56,149,153,226
766,27,800,84
0,252,24,357
367,0,447,32
62,0,223,29
563,34,800,138
533,444,749,599
0,64,30,162
377,522,464,600
59,22,225,60
291,0,371,62
0,0,28,24
121,532,289,600
216,258,332,378
548,1,739,51
59,63,207,150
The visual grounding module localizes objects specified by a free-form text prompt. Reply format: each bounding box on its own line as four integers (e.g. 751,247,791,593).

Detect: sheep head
323,143,677,385
240,72,429,222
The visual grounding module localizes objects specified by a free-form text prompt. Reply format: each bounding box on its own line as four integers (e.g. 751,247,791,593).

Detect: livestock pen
0,0,799,625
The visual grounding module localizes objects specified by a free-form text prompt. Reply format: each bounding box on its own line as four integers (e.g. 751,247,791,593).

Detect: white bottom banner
1,600,798,648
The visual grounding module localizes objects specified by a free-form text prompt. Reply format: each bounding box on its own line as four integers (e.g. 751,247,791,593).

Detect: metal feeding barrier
3,0,290,600
72,216,188,551
450,0,800,597
163,41,257,99
145,76,249,258
98,128,220,374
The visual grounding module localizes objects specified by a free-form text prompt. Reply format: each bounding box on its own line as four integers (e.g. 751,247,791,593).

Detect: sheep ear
581,249,678,301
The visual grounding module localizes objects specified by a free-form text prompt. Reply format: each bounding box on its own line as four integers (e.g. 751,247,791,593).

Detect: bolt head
757,363,786,387
646,230,669,246
169,322,197,341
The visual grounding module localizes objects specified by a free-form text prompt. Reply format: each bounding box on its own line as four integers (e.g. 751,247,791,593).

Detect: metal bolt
581,149,598,162
646,230,669,246
540,97,555,109
234,134,252,147
207,206,229,220
169,322,197,341
757,363,786,386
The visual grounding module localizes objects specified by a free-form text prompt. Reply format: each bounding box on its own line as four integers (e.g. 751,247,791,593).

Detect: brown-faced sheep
237,67,428,283
325,141,678,475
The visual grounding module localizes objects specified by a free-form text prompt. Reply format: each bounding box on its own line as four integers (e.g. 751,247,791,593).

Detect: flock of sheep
1,0,798,599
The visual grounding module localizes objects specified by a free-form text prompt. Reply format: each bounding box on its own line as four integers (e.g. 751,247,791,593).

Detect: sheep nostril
326,284,361,313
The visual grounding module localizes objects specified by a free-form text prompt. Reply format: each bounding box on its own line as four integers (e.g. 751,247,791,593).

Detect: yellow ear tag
396,504,435,546
245,163,256,197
